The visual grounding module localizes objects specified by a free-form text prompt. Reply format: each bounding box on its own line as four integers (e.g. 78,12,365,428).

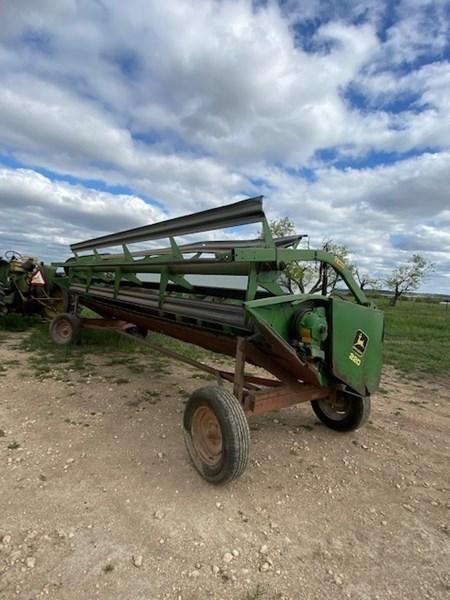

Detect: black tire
0,283,6,316
49,313,81,345
183,386,250,484
124,324,147,339
311,392,370,432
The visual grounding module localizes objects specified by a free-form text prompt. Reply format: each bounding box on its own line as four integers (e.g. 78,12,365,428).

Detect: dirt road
0,333,449,600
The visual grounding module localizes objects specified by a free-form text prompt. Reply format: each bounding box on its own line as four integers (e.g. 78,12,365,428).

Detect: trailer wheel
183,386,250,484
124,324,147,339
49,313,81,345
43,287,70,319
311,392,370,432
0,283,7,316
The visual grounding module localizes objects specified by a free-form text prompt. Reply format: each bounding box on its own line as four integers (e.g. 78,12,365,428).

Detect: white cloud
381,0,450,65
1,146,449,290
0,0,449,292
252,151,450,291
1,1,448,165
0,167,164,260
0,0,380,168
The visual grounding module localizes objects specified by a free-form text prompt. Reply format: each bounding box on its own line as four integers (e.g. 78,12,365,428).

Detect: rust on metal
81,296,237,357
191,405,223,467
116,329,272,393
233,337,247,402
244,384,331,417
81,318,131,330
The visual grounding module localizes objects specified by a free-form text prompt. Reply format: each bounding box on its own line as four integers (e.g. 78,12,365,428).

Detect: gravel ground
0,333,449,600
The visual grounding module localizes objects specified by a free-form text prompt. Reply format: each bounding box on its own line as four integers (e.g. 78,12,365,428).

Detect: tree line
270,217,434,307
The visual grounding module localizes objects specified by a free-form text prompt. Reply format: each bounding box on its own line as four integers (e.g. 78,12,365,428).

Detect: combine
50,197,384,483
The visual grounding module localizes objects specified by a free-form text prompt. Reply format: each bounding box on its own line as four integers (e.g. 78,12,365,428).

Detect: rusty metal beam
114,329,268,392
79,310,329,418
244,384,330,417
81,318,130,330
80,296,238,357
233,337,246,402
80,294,320,388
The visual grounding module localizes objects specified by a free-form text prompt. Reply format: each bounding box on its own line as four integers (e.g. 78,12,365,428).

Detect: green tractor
0,251,66,318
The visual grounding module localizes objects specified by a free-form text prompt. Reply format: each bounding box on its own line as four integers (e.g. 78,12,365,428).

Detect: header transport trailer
50,197,384,484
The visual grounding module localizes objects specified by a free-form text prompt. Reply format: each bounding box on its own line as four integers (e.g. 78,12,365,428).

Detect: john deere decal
348,330,369,366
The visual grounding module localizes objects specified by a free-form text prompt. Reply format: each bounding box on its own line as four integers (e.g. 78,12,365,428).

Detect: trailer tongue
51,197,384,483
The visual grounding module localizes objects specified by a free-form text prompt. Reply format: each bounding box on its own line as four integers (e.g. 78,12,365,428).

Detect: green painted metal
295,306,328,361
53,197,384,397
330,298,384,396
0,254,64,317
53,243,369,306
245,294,311,340
244,294,330,387
244,293,384,395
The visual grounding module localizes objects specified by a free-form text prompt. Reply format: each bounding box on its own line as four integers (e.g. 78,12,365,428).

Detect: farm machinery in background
48,196,384,484
0,251,66,318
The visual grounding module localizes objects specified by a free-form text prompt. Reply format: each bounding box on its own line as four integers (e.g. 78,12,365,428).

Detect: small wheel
49,313,81,345
124,324,147,339
183,386,250,484
311,392,370,432
5,250,22,260
0,284,7,316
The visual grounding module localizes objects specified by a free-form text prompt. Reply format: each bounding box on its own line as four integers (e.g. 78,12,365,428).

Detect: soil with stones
0,332,449,600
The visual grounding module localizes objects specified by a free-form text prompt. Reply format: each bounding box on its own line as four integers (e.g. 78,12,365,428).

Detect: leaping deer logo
352,330,368,356
355,333,366,350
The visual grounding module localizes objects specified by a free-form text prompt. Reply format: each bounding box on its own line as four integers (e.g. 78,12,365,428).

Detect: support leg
233,337,246,404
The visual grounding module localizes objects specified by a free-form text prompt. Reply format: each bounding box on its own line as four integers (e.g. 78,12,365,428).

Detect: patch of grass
20,321,215,362
17,318,220,383
190,372,216,380
126,364,144,374
7,440,21,450
245,586,266,600
20,323,147,377
6,302,220,367
144,390,161,398
0,314,41,331
21,323,141,355
3,359,20,366
102,563,114,573
104,356,134,366
379,298,450,375
6,298,450,379
149,332,219,362
148,361,170,374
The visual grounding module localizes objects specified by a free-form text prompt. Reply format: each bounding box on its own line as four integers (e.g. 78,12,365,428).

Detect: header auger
50,197,384,484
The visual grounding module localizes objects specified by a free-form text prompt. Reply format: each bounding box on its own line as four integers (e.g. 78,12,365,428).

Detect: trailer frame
49,197,382,484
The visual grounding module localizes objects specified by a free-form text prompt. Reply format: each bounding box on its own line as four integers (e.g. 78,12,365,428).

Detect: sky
0,0,449,293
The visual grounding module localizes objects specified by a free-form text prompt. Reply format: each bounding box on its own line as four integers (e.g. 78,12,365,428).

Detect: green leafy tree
268,217,306,292
308,240,353,295
385,254,434,306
